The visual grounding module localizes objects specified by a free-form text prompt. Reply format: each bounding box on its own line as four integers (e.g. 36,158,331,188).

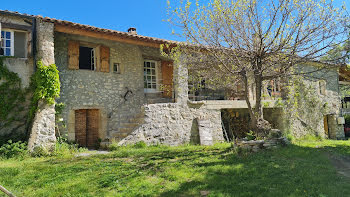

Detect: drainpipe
32,17,37,72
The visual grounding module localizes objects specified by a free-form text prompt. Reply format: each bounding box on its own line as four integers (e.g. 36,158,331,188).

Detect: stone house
0,10,346,150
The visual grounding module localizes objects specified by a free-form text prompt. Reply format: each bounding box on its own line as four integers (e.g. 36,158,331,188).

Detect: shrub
54,136,86,157
246,131,256,141
133,141,147,149
0,140,27,159
108,142,120,151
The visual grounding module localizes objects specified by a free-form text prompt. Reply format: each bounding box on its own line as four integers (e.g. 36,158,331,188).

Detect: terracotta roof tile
0,9,178,45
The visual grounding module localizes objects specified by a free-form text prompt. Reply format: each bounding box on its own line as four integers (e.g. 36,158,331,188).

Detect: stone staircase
111,110,145,142
145,92,174,104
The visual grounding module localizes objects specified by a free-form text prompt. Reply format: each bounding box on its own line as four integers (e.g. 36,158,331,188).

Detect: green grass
1,140,350,197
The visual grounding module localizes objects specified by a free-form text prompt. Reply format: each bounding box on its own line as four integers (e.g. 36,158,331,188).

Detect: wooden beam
1,22,32,31
55,24,161,48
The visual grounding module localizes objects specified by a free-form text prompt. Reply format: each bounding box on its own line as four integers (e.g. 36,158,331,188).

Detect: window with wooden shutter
161,61,173,98
100,46,110,72
68,40,79,70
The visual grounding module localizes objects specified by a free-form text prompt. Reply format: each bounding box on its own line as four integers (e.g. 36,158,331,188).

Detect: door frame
67,106,107,144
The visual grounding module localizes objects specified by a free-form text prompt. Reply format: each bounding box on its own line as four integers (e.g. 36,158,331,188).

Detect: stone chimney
127,27,137,35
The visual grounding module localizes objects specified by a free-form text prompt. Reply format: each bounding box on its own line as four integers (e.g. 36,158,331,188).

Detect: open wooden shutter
68,40,79,70
100,46,110,72
161,61,173,98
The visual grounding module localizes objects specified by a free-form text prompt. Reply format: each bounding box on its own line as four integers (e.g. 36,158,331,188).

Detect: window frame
1,29,14,57
78,44,97,71
144,60,158,93
113,62,121,74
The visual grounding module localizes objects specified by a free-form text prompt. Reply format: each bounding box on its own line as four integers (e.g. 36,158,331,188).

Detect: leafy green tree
166,0,349,135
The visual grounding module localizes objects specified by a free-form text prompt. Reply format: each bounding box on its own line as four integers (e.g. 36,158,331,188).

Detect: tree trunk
241,70,257,130
251,58,271,136
254,73,263,120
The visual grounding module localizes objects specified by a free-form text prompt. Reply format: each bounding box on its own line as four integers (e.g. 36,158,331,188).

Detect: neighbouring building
0,10,346,150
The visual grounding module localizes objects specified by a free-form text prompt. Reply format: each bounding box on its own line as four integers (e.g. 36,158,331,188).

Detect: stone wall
28,19,56,152
119,103,224,146
3,57,34,88
284,64,345,139
55,32,148,142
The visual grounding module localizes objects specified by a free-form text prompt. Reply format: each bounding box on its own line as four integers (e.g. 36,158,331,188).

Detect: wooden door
86,109,100,148
324,115,329,138
75,109,100,148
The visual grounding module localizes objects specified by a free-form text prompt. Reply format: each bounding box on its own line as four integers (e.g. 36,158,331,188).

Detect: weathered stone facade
1,10,347,150
55,32,224,146
284,65,345,139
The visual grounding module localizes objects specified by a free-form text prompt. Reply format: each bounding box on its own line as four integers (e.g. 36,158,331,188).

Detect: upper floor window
68,40,110,72
0,29,27,58
1,30,14,56
79,46,95,70
144,60,157,92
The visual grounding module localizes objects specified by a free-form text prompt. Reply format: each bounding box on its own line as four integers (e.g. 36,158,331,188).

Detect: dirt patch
326,152,350,179
75,150,110,157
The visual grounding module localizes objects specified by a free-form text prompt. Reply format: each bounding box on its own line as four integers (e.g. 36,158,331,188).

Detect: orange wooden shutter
100,46,110,72
161,61,173,98
68,40,79,70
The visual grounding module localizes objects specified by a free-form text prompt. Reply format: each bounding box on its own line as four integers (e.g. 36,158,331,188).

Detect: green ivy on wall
0,59,60,145
0,57,26,128
28,61,60,122
0,57,29,144
281,76,328,138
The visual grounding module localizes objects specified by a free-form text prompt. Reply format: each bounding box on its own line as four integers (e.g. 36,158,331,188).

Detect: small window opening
319,80,326,95
79,46,95,70
113,63,121,74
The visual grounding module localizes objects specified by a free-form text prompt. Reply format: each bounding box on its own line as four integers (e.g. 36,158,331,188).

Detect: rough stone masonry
28,19,57,152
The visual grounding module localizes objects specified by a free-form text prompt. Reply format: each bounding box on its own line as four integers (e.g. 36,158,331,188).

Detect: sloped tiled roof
0,9,178,45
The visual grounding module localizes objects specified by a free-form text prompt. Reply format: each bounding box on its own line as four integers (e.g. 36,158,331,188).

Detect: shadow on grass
158,144,350,197
2,143,350,197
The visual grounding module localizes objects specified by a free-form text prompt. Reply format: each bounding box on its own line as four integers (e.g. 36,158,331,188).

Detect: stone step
146,98,173,104
119,128,133,133
120,122,140,128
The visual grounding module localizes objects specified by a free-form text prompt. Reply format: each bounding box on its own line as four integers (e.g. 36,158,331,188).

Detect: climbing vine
0,59,60,145
0,58,25,126
28,61,60,121
0,57,29,144
280,76,328,138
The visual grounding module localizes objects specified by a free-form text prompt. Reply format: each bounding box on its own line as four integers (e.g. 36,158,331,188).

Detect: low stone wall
235,137,289,152
119,103,224,146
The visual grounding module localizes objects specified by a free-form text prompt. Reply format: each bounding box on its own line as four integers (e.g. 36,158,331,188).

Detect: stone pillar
28,19,56,152
174,58,189,105
35,19,55,66
28,101,56,152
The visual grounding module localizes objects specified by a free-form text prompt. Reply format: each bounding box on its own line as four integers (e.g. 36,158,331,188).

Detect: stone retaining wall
119,103,224,146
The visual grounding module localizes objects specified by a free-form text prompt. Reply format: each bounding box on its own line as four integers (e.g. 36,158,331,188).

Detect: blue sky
1,0,349,42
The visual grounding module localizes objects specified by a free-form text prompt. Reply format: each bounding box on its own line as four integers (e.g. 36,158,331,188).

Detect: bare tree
166,0,349,135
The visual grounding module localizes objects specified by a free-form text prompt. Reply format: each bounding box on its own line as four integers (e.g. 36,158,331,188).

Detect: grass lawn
1,140,350,197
